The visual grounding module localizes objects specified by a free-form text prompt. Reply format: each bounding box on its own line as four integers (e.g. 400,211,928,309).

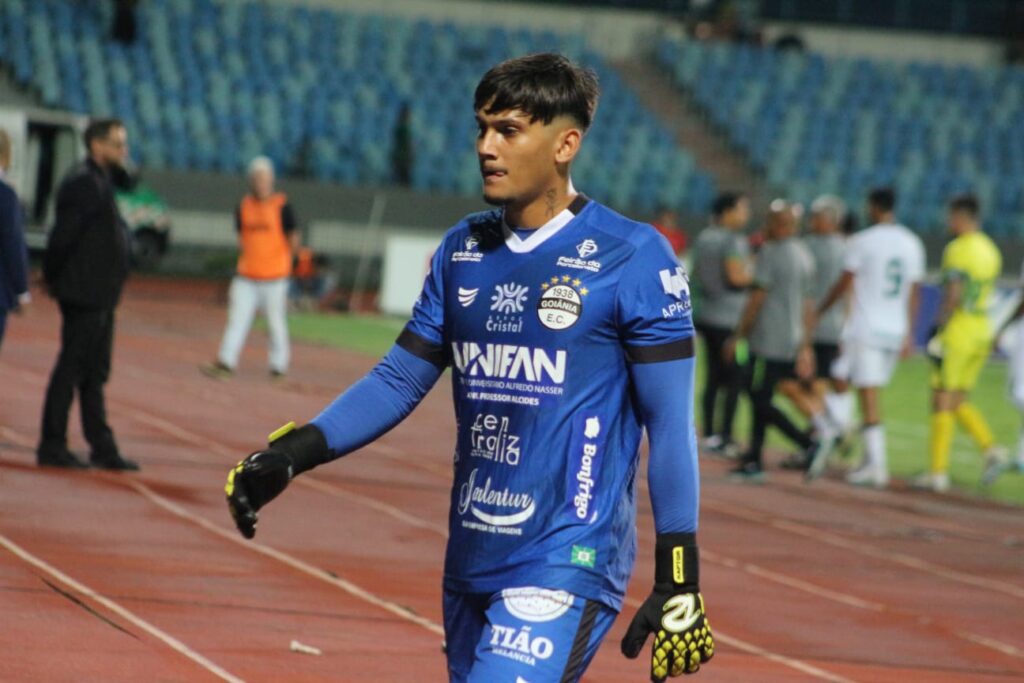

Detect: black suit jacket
44,159,130,309
0,176,28,312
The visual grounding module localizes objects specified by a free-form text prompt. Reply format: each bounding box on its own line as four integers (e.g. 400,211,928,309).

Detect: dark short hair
711,191,746,217
83,118,124,149
949,193,980,216
868,187,896,212
474,53,600,131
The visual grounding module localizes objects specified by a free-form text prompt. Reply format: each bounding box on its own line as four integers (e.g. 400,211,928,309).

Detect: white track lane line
703,499,1024,601
104,411,859,682
0,533,246,683
128,480,445,637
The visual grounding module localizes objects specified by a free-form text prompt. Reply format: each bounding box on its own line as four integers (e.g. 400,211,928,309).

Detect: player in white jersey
991,259,1024,483
807,188,926,486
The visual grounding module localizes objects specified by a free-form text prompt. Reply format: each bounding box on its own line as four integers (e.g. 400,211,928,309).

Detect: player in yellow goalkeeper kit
919,194,1007,492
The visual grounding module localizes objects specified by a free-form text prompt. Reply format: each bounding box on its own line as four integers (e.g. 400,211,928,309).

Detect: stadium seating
657,39,1024,236
0,0,715,215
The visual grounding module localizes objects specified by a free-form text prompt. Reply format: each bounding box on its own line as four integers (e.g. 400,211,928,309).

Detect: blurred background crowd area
1,0,1023,299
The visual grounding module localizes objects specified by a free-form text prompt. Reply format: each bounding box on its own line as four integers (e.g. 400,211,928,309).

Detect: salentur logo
458,468,536,533
452,342,567,384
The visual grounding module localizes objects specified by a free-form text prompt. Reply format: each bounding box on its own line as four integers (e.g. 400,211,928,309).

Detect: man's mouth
482,168,507,180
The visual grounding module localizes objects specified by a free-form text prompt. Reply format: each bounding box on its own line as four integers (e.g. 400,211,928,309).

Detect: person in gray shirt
692,192,752,456
724,200,816,479
776,195,850,469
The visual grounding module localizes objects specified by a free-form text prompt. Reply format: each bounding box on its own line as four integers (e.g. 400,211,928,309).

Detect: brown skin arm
936,277,962,331
796,297,817,380
998,291,1024,339
903,281,922,359
723,287,766,363
723,255,753,289
817,270,854,318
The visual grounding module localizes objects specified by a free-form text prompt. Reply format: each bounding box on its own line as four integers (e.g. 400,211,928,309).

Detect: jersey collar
502,193,590,254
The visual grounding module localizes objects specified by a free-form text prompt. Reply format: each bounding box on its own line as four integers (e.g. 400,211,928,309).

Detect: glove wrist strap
270,423,329,476
654,532,699,590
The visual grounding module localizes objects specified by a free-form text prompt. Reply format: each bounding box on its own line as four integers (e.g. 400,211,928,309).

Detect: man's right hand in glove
225,422,328,539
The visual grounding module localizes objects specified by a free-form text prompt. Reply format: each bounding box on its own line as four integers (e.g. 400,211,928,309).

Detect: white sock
811,411,837,442
825,392,854,432
862,424,887,473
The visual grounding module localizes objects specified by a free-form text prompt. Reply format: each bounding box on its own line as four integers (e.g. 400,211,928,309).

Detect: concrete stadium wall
762,21,1004,66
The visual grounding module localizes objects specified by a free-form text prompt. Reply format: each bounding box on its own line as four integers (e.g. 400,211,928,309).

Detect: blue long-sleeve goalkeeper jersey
313,195,698,611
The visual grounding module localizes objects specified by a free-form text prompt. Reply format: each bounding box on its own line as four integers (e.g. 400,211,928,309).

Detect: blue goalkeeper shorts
444,586,618,683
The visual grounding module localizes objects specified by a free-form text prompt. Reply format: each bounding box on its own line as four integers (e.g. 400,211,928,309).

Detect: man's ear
554,127,583,165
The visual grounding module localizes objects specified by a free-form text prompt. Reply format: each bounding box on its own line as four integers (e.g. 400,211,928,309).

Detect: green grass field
279,311,1024,505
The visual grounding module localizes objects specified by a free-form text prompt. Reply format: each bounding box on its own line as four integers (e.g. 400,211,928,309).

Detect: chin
482,189,511,207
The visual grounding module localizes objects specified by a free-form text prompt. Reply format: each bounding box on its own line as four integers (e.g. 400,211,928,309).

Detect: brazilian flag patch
571,545,596,568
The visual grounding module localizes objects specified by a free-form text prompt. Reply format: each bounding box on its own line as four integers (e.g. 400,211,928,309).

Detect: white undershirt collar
501,186,587,254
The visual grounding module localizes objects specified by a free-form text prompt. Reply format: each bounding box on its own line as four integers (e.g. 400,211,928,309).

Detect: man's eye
502,127,518,137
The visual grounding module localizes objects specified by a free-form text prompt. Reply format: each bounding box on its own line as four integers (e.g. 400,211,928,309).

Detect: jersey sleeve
941,240,965,282
842,234,866,273
910,236,927,283
725,232,749,261
753,245,775,290
396,236,449,369
615,231,695,363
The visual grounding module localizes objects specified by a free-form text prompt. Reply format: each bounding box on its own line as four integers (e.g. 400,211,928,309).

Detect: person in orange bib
202,156,298,379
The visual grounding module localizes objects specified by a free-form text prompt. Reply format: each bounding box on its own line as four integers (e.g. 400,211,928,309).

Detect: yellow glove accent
268,421,297,443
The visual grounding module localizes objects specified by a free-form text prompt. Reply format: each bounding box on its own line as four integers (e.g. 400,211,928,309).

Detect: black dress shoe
90,454,141,471
37,451,91,469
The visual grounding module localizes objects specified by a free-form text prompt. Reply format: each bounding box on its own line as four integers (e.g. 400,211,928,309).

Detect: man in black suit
0,129,29,351
38,119,137,470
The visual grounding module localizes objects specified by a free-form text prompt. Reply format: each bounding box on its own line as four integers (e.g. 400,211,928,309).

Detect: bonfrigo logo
451,342,567,384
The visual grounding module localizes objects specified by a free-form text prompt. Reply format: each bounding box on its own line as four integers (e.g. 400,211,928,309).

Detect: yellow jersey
940,230,1001,342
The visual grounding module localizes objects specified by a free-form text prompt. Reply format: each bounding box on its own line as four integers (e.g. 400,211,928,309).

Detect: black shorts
813,342,839,380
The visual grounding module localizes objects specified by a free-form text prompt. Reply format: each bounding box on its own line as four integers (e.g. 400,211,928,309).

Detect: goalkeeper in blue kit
224,53,713,682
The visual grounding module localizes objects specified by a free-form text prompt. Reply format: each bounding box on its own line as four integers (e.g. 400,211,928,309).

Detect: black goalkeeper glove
621,533,714,680
225,422,328,539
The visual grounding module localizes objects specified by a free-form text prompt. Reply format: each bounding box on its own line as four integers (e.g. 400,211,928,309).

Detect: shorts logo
489,624,554,666
502,587,575,622
571,545,596,568
458,287,479,307
538,275,587,330
576,239,599,259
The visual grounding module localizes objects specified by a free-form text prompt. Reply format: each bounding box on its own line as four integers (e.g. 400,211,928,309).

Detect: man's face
94,126,128,169
723,198,750,229
476,107,568,207
948,208,973,236
810,211,834,234
250,169,274,199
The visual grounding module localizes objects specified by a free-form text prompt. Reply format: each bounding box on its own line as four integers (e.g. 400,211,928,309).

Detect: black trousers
697,323,746,442
38,303,119,459
744,354,812,466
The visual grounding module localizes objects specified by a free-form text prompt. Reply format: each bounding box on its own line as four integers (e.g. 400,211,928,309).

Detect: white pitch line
129,480,445,637
0,533,246,683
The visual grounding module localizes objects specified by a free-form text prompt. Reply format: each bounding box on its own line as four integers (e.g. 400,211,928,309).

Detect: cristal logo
451,342,566,384
576,239,598,259
458,468,536,526
491,283,529,314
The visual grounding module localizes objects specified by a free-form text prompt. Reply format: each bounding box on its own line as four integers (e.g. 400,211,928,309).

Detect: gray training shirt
692,225,750,329
803,233,846,344
750,237,816,361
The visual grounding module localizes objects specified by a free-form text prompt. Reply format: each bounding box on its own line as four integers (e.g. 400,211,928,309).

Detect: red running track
1,277,1022,682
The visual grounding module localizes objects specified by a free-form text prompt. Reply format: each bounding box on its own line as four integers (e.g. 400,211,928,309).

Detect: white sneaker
981,446,1009,487
701,435,724,451
846,465,889,489
910,471,950,493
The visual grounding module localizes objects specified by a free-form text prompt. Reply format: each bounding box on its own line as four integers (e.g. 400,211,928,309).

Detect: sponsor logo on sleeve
659,266,692,318
537,275,587,330
457,468,535,535
502,587,575,622
470,413,521,466
489,624,554,667
452,235,483,263
458,287,479,307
